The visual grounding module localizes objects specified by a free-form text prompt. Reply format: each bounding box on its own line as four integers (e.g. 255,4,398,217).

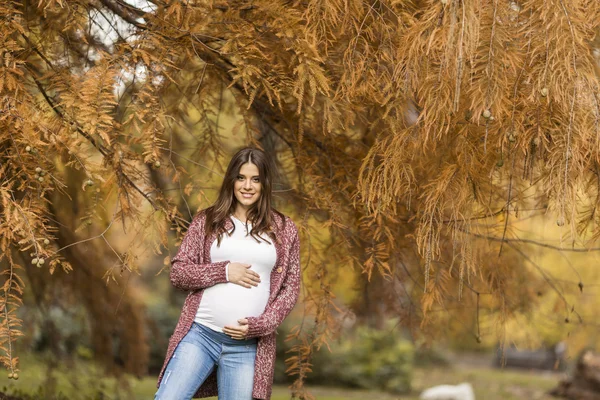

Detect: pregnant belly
196,282,270,329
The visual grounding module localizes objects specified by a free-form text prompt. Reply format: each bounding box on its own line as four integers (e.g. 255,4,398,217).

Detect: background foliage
1,0,600,397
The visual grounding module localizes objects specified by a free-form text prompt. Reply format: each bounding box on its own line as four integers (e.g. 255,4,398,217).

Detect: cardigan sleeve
245,225,300,338
170,212,230,291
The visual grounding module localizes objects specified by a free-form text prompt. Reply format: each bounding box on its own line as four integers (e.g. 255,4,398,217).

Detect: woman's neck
233,206,249,223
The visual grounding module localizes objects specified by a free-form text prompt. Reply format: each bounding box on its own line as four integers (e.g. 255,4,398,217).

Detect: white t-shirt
195,216,277,332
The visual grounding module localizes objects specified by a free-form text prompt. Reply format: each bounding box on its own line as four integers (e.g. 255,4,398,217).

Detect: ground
0,352,562,399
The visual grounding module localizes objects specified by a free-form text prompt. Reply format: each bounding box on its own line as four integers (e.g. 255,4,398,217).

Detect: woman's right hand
228,262,261,288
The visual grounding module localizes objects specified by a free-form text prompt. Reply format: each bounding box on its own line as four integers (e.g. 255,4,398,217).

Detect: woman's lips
241,193,254,198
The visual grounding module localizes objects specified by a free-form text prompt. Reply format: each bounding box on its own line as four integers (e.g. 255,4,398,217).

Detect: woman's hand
228,262,261,288
224,318,249,340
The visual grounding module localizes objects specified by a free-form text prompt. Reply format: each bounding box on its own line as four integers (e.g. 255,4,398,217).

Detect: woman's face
233,162,262,209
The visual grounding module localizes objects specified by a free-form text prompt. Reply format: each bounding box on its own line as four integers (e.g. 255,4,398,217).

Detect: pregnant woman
155,147,301,400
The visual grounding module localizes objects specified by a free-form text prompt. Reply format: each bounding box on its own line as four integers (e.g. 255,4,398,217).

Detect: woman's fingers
223,325,248,339
224,325,244,333
241,272,261,287
247,270,260,278
242,277,259,287
245,271,261,282
229,263,261,287
232,278,253,288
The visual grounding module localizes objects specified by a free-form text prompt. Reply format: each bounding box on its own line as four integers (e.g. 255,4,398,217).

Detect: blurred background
2,1,600,399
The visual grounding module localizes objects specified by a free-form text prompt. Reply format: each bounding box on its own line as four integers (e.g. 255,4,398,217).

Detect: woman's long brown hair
205,147,282,245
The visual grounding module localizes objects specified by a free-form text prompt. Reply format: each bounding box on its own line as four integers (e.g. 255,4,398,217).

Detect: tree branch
97,0,147,30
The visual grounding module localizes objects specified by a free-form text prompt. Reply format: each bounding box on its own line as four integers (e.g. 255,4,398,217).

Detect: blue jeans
155,322,258,400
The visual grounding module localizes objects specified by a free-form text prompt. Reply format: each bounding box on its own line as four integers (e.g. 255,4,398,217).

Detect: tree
1,0,600,395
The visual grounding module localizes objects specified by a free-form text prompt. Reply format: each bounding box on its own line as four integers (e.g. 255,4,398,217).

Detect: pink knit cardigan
156,209,300,400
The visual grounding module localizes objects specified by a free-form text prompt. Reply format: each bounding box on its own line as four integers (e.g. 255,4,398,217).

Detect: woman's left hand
223,318,249,340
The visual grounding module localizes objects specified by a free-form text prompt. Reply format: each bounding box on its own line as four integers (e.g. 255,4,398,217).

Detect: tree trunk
550,350,600,399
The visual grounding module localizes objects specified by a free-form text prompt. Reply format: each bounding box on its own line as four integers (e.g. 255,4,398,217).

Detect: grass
0,353,562,399
408,365,560,400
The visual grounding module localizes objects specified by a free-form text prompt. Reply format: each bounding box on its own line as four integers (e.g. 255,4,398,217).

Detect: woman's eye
252,178,260,183
237,176,244,180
